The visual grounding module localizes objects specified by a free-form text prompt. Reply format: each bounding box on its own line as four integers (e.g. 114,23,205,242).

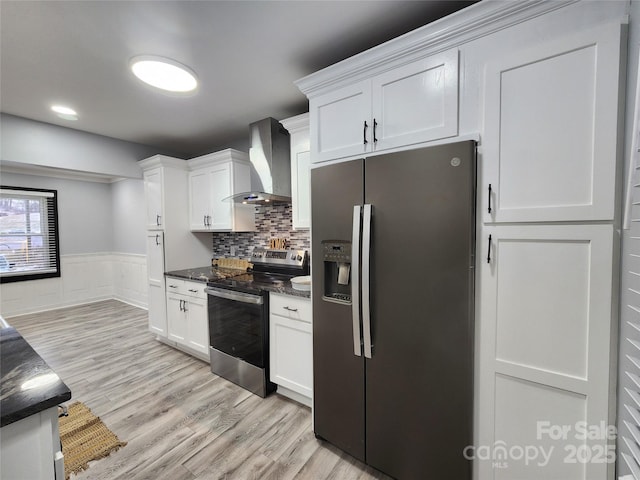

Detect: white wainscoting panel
112,253,148,308
0,253,148,317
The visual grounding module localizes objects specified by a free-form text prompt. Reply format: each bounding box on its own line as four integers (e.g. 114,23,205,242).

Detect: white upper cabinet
371,50,459,151
281,112,311,230
209,162,233,230
308,49,458,163
482,22,624,223
311,81,371,162
188,168,212,230
187,149,255,232
143,167,163,230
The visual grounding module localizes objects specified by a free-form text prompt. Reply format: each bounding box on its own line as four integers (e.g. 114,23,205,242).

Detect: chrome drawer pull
283,306,298,312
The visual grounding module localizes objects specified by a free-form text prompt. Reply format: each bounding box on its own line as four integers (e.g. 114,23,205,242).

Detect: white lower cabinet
477,224,616,480
165,278,209,358
0,406,63,480
269,293,312,406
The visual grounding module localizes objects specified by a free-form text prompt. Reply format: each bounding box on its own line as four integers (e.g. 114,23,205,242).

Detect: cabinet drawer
183,281,207,299
165,277,186,294
270,293,311,323
165,278,207,299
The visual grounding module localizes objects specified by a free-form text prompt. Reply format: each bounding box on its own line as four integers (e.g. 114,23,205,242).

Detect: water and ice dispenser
322,240,352,304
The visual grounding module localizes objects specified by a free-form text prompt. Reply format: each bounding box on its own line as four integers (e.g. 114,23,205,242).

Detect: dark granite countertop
261,283,311,299
166,267,311,299
1,327,72,427
165,266,225,283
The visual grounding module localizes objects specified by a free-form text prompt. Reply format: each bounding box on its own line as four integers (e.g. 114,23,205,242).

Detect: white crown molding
187,148,250,170
137,154,188,171
280,112,310,134
295,0,580,97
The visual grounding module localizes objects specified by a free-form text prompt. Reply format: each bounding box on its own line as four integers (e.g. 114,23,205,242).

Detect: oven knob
297,255,302,261
291,254,296,260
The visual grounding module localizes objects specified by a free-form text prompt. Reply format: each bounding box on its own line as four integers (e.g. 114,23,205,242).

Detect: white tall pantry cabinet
138,155,211,338
296,2,627,479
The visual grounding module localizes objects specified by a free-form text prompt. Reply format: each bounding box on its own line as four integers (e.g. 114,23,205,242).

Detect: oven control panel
251,248,308,268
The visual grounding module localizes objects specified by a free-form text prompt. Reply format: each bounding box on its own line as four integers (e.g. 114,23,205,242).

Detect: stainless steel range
205,248,309,397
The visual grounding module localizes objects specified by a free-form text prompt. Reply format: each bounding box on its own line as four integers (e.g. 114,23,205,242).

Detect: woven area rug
59,401,127,479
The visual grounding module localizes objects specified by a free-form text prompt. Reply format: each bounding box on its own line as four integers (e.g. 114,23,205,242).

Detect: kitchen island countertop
0,326,71,428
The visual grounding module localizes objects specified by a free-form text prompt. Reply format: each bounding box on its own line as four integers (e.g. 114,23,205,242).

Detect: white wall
0,115,158,314
111,178,146,254
0,113,175,178
0,172,113,255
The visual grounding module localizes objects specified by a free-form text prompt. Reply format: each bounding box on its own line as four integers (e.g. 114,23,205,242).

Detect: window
0,186,60,283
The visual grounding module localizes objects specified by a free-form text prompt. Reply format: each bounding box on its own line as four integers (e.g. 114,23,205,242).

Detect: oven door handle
205,287,264,305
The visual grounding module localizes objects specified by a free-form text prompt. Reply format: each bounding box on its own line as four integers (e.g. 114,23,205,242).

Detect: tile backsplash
211,204,310,258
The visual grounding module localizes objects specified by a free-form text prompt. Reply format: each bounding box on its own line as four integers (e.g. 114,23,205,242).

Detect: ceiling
0,0,475,158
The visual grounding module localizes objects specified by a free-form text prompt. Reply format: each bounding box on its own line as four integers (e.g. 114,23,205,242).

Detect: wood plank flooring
8,300,390,480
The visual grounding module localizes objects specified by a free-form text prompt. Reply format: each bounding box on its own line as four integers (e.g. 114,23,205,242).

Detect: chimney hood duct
226,118,291,205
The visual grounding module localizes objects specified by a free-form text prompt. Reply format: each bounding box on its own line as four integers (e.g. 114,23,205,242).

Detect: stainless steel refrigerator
311,141,476,480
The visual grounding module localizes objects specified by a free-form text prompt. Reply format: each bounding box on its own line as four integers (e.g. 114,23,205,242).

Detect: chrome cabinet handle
363,121,368,145
168,284,178,288
179,299,184,311
188,289,198,293
487,234,492,264
155,234,160,246
352,205,362,357
204,215,207,226
373,118,378,143
362,204,373,359
283,306,298,312
156,214,161,226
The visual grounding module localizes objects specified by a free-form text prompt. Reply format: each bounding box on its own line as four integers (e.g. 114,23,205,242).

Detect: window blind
0,186,60,283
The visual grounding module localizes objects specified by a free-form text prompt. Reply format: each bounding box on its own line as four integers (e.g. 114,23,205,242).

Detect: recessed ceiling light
130,55,198,93
51,105,78,121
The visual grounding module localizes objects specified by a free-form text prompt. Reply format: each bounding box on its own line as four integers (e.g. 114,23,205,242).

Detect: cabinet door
189,168,211,231
209,163,232,230
270,313,313,398
482,23,623,223
186,296,208,356
310,80,371,163
146,232,166,336
292,150,311,229
477,224,615,480
167,293,187,344
371,49,459,151
144,168,163,230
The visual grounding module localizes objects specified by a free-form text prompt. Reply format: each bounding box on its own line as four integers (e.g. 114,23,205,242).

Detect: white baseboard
275,385,312,408
1,252,148,318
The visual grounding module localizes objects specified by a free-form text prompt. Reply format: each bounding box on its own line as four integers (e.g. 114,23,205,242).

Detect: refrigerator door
364,142,476,479
311,159,366,461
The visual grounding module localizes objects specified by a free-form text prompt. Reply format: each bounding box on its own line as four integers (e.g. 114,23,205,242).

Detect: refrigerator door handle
352,205,362,357
362,204,373,359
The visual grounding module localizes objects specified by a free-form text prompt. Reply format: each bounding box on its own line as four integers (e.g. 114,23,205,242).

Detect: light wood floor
8,300,390,480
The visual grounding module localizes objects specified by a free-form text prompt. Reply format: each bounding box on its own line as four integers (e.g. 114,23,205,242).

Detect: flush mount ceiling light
130,55,198,94
51,105,78,121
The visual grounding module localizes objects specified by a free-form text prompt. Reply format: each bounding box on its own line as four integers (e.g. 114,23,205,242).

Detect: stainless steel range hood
227,118,291,205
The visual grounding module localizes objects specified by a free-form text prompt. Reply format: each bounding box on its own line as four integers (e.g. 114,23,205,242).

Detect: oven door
205,287,266,368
